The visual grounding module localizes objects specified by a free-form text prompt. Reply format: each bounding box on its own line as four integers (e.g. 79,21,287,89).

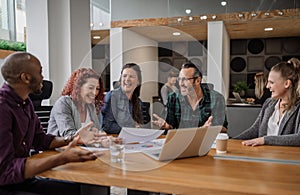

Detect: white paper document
79,139,165,154
118,127,164,144
125,138,165,153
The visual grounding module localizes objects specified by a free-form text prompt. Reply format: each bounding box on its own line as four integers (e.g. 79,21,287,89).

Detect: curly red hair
62,68,104,114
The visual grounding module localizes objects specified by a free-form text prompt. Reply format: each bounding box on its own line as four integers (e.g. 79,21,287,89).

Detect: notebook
142,126,222,161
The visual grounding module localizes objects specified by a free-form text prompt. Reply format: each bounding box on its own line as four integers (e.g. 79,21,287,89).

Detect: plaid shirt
166,86,227,129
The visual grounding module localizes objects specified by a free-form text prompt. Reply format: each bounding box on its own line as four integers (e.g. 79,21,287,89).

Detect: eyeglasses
177,77,197,82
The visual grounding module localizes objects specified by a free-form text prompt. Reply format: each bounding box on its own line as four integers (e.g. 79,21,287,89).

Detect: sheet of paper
80,146,109,152
79,139,165,154
125,139,165,153
118,127,164,144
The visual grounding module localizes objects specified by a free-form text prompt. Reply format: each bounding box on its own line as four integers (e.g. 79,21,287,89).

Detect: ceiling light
212,15,217,20
221,1,227,6
90,23,94,27
93,36,101,39
264,27,273,32
278,11,283,16
99,22,103,26
173,32,181,36
189,16,193,21
238,13,244,18
185,9,191,14
177,18,182,22
264,12,270,16
200,15,207,20
251,13,257,17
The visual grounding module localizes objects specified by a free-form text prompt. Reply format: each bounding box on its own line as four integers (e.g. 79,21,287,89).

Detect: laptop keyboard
144,148,161,157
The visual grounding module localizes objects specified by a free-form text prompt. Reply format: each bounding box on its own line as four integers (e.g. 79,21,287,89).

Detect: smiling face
27,58,44,95
121,67,139,96
168,77,177,86
266,70,290,99
178,68,200,96
80,78,99,104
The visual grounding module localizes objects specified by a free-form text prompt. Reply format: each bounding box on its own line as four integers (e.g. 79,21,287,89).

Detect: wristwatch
64,135,73,144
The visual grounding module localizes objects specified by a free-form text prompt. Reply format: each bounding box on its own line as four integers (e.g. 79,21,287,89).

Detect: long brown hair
120,63,143,124
62,68,104,114
95,77,105,114
271,62,300,110
254,72,266,99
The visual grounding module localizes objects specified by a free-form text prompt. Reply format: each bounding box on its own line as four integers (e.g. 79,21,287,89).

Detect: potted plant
233,81,249,97
0,39,26,59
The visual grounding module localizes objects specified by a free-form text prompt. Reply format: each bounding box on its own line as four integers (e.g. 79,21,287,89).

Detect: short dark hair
168,71,178,78
181,62,202,78
1,52,38,84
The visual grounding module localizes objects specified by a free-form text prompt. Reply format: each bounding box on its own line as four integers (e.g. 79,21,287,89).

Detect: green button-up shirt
166,85,227,129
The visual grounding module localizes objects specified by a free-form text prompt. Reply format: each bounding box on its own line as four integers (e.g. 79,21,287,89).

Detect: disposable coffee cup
216,133,229,153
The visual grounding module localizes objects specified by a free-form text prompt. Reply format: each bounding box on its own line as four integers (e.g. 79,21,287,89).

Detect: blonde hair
254,72,266,99
271,61,300,110
288,58,300,95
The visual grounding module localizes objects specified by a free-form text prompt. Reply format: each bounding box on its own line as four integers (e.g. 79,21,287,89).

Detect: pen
142,144,153,148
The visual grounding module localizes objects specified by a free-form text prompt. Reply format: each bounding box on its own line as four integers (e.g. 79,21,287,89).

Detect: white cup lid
216,133,229,140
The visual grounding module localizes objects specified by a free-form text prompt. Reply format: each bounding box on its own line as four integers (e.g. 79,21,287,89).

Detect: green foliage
233,81,249,93
0,39,26,51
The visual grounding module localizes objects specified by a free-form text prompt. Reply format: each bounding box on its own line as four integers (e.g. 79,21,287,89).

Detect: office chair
141,101,151,128
29,80,53,132
29,80,53,107
201,83,214,90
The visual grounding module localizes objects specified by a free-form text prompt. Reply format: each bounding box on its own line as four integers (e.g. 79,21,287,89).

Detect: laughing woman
48,68,106,146
101,63,147,134
234,61,300,146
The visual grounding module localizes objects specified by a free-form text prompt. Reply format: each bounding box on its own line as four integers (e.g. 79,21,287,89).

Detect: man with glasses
153,62,227,130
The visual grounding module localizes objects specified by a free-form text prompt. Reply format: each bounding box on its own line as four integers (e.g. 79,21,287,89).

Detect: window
0,0,26,42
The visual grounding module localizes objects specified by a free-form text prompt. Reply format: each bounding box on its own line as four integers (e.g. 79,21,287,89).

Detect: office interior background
0,0,299,134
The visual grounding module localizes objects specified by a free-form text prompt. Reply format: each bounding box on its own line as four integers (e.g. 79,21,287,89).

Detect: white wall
110,27,124,89
123,29,159,103
26,0,91,104
0,58,4,85
207,21,230,97
111,0,168,21
222,23,230,99
26,0,50,80
110,27,159,103
47,0,71,103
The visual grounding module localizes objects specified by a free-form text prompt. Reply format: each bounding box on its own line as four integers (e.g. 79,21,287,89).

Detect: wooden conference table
31,140,300,195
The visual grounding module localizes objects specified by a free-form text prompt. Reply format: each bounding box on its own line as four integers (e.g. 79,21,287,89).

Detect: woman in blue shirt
102,63,146,134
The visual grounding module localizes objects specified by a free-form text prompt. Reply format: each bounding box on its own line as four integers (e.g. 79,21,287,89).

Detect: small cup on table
216,133,229,154
109,137,125,163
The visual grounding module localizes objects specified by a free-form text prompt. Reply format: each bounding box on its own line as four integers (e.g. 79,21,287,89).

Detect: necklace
280,103,288,109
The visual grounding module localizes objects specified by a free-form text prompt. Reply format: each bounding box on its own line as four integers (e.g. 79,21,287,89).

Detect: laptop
232,92,245,103
142,126,222,161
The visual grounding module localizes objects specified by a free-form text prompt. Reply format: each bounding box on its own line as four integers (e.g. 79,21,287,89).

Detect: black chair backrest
141,101,151,125
29,80,53,132
29,80,53,107
201,83,214,90
34,106,53,132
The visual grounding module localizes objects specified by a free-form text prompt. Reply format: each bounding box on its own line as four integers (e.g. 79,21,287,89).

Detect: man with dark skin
0,52,98,194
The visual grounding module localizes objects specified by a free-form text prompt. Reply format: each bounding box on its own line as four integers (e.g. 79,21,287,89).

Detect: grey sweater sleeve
234,99,300,146
47,96,80,137
264,106,300,146
233,98,272,140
